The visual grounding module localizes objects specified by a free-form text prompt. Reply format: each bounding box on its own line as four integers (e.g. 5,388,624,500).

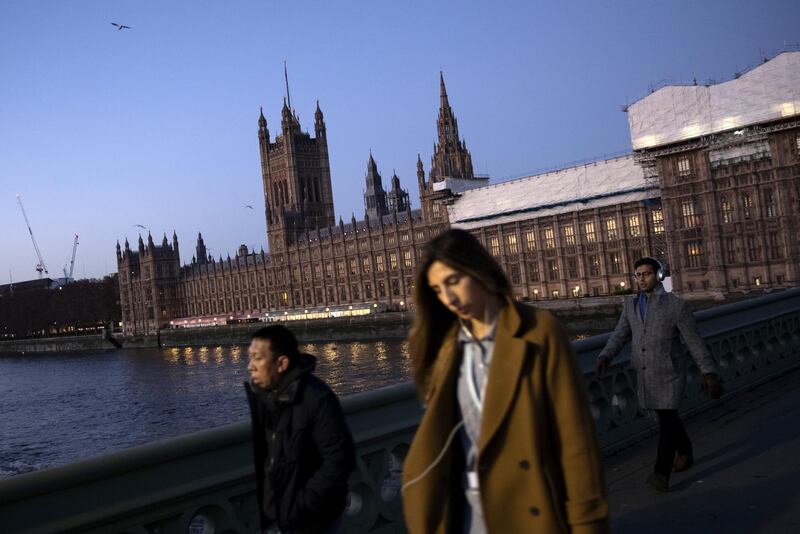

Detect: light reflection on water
0,338,411,479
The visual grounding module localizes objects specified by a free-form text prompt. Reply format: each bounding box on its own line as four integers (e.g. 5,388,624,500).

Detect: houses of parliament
117,54,800,335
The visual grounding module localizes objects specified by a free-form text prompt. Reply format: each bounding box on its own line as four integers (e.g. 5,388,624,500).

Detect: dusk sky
1,0,798,282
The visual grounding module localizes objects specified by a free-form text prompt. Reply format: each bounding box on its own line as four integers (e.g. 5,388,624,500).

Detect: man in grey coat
596,257,722,492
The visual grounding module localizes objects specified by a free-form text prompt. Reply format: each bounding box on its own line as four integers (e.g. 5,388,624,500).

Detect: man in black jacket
245,325,356,533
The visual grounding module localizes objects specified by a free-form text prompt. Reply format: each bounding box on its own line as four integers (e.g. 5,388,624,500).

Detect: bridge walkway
605,366,800,534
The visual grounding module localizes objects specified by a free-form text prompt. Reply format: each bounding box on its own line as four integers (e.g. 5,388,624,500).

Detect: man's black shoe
647,472,669,492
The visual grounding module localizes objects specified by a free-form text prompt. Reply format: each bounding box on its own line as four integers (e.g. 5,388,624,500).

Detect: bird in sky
110,23,131,31
245,205,254,210
132,224,147,230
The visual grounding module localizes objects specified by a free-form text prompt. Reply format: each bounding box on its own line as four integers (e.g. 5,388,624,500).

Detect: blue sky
1,0,798,281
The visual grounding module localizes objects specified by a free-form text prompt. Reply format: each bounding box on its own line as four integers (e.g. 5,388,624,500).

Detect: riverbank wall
7,292,752,354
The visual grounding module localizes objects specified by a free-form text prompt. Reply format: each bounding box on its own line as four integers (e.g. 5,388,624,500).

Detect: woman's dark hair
409,228,512,389
252,324,300,362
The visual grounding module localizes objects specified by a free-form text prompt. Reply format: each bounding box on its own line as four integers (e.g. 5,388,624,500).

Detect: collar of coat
426,297,534,454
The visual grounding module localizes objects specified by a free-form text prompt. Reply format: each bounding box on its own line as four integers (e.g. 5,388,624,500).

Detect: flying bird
111,23,131,31
132,224,147,230
245,205,254,210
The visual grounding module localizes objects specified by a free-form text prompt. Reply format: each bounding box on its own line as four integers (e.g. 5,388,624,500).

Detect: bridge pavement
605,365,800,534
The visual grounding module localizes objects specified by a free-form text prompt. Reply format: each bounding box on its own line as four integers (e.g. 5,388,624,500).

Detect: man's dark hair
252,324,300,361
634,257,661,272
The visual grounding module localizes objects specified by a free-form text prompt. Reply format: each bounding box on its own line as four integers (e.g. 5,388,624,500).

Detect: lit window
627,215,641,237
681,200,701,228
562,225,576,246
605,218,618,241
651,209,664,234
583,222,596,243
362,257,371,274
544,228,555,249
376,255,385,273
721,197,734,223
525,230,536,251
742,193,753,220
686,241,704,268
677,156,691,176
506,234,518,254
403,250,413,268
389,253,398,270
490,237,500,256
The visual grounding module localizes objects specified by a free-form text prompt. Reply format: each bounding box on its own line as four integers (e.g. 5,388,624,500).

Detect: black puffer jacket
244,354,356,533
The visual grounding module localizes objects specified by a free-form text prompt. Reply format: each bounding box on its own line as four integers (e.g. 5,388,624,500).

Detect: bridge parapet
1,289,799,533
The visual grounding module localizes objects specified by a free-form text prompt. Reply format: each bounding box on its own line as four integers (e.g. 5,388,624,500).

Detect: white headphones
638,257,666,282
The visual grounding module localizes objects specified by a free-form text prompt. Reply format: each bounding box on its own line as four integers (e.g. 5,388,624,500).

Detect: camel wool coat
402,301,608,534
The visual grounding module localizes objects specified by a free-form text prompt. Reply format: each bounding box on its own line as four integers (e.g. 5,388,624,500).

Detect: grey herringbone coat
598,285,716,409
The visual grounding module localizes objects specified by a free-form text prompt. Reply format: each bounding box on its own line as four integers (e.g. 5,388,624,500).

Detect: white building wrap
628,52,800,150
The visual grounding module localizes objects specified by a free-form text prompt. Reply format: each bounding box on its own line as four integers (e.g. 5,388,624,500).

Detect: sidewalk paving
606,365,800,534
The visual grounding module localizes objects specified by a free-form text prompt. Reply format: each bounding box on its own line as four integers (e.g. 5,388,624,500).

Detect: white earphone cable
401,420,465,494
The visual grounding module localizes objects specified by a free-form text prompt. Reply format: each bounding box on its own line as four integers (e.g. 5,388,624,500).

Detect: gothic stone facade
117,65,800,335
117,75,474,335
642,122,800,296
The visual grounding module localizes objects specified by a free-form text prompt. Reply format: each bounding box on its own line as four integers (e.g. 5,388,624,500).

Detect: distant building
448,154,663,300
117,75,474,334
117,53,800,334
627,51,800,296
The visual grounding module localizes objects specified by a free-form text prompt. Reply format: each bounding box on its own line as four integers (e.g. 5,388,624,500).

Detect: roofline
468,151,634,192
624,49,800,110
452,185,659,225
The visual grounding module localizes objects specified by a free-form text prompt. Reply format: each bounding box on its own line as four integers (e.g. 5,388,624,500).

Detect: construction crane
16,194,49,278
62,234,79,281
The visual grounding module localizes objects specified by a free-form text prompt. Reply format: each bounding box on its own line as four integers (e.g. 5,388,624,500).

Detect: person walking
595,257,722,492
401,229,608,533
245,325,356,533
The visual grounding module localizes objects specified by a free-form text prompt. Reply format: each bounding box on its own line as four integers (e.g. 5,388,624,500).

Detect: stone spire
430,71,474,183
363,152,389,220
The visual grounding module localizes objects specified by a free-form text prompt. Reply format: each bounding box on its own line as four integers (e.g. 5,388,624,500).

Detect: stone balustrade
1,288,799,533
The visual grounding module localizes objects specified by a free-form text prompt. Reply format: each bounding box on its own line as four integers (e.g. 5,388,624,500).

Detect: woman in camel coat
401,229,608,533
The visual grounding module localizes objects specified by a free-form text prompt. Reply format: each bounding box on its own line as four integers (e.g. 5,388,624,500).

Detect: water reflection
0,338,412,478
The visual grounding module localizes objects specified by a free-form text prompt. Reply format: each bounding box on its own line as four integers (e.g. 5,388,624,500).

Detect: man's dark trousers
655,410,692,476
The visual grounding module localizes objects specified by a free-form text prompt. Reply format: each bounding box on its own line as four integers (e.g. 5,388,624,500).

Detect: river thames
0,339,410,478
